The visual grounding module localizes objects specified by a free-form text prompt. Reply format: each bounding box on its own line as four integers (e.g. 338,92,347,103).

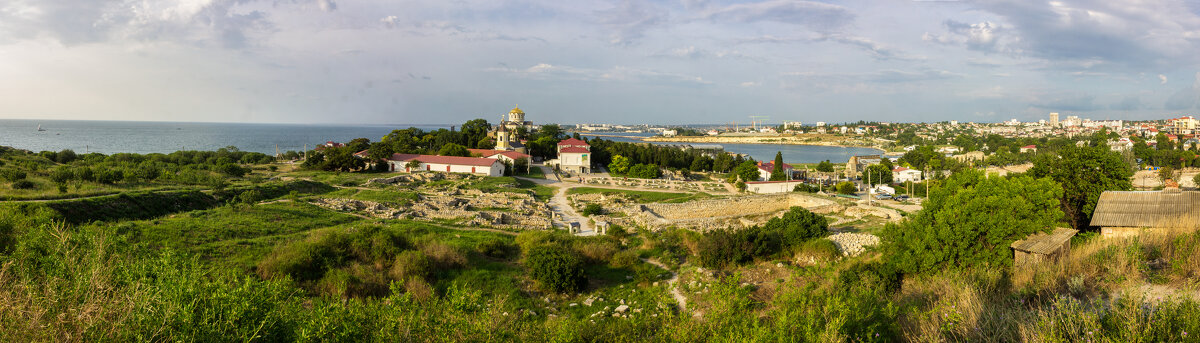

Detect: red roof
560,147,590,154
469,149,531,160
893,167,909,172
756,162,792,172
1021,145,1037,149
557,138,590,147
387,153,501,167
353,149,369,158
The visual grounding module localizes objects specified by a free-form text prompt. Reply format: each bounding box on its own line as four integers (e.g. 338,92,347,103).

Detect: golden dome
510,105,524,114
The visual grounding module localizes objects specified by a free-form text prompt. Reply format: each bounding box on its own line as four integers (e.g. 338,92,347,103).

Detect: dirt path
550,184,597,235
643,258,688,314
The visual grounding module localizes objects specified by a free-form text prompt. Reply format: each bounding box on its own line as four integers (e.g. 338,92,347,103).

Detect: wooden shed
1011,228,1078,266
1089,189,1200,238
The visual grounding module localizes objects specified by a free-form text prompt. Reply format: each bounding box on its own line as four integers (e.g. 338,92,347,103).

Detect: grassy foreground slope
0,156,1198,341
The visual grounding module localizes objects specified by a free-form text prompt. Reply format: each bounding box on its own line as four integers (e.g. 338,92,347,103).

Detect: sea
0,119,881,163
0,119,447,155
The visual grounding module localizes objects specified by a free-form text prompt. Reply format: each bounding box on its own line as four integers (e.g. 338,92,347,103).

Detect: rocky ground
827,232,881,256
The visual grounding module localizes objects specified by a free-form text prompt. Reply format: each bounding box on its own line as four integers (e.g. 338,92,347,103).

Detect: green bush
762,207,828,247
839,260,903,293
95,168,123,184
476,238,516,258
695,227,780,268
523,245,586,293
627,164,662,179
883,169,1063,274
836,181,857,195
236,189,264,204
793,183,821,193
609,249,639,269
0,168,26,182
217,163,248,177
10,180,36,189
605,224,627,239
48,167,74,184
389,250,431,281
581,203,603,216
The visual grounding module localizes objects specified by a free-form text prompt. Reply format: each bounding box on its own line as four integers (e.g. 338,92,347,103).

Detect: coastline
585,133,885,150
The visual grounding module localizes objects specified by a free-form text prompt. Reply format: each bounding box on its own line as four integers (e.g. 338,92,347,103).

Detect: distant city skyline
3,1,1200,125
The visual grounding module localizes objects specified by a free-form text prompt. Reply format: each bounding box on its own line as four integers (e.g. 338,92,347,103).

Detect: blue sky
2,0,1200,125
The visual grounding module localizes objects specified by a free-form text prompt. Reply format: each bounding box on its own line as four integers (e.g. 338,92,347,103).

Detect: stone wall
622,193,840,230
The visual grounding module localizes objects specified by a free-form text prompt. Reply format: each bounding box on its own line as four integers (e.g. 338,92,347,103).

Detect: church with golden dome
492,105,534,153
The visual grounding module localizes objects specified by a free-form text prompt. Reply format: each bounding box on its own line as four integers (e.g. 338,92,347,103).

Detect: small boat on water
37,124,46,131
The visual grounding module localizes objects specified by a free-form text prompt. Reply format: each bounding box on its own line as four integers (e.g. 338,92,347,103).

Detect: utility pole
867,169,872,206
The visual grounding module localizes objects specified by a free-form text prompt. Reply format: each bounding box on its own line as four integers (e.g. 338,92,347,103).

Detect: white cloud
317,0,337,12
489,63,711,85
1159,74,1168,85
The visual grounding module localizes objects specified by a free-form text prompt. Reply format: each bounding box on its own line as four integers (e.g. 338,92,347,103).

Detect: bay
583,133,882,164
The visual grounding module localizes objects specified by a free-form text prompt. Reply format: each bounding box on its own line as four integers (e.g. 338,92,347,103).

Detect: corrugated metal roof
1011,228,1077,255
1089,190,1200,228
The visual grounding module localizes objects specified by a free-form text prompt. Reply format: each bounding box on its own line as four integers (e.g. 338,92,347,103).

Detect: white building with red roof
552,138,592,173
386,153,505,176
755,161,793,181
892,167,922,183
1020,145,1038,153
468,149,532,164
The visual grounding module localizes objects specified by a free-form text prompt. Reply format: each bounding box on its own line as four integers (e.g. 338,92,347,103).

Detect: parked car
895,194,911,201
874,193,893,200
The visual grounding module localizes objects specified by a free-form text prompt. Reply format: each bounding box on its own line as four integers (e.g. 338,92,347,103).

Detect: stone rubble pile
827,232,880,256
312,189,552,230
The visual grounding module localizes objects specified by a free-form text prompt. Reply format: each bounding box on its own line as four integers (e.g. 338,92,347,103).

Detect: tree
608,154,631,175
1156,133,1173,151
322,148,365,172
883,169,1064,274
769,151,787,181
513,157,530,175
689,156,712,172
459,119,491,149
405,160,421,172
1159,166,1178,184
733,160,760,182
539,124,565,140
1028,145,1133,231
713,153,735,172
836,181,857,195
1193,173,1200,189
346,138,371,153
524,245,586,293
437,143,470,157
864,164,893,186
367,142,394,162
627,164,661,179
816,160,834,173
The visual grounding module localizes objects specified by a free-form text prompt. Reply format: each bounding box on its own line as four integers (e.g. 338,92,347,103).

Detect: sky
3,0,1200,125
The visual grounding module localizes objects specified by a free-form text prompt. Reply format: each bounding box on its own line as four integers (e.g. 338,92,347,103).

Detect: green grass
516,167,546,179
113,201,363,270
515,178,555,201
567,187,712,203
283,169,391,187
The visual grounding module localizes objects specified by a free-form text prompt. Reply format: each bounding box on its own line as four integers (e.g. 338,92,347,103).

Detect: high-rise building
1049,112,1059,127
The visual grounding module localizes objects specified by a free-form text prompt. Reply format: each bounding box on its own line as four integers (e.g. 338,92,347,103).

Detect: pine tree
769,151,787,181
